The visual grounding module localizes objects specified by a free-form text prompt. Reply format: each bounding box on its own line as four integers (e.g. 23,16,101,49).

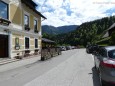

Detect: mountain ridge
42,25,79,35
43,16,115,46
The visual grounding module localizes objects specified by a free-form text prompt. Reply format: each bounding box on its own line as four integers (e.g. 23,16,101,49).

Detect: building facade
0,0,46,59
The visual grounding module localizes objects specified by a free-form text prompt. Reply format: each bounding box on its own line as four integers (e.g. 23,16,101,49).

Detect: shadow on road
92,67,101,86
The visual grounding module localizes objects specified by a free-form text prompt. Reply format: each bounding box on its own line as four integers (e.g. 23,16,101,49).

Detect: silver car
94,46,115,86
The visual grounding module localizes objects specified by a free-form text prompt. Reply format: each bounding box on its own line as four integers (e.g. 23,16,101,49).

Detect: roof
30,0,38,7
42,38,55,43
107,23,115,31
102,23,115,38
27,0,37,7
104,46,115,51
21,0,46,19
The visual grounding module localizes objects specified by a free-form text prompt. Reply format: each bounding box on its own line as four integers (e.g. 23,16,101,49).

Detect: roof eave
21,0,47,19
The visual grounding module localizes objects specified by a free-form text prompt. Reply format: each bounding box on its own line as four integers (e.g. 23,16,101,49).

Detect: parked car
59,46,66,51
94,46,115,86
71,46,76,49
66,46,72,50
86,45,91,53
86,44,99,54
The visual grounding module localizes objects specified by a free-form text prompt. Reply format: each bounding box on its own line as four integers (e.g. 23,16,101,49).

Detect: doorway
0,35,8,58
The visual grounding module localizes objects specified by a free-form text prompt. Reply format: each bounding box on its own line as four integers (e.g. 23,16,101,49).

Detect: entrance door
0,35,8,58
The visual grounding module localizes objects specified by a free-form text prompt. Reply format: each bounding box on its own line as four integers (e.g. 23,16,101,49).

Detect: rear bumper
101,72,115,86
102,80,115,86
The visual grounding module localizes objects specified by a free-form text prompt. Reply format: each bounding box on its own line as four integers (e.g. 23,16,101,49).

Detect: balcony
0,18,11,26
34,29,39,33
25,25,30,31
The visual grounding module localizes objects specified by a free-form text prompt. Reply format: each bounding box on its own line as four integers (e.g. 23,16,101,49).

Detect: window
24,15,29,27
0,1,8,19
25,37,29,49
34,20,38,33
35,39,38,48
108,50,115,59
34,20,37,30
99,48,107,57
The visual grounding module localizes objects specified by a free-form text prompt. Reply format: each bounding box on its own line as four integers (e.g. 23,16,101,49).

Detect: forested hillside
42,25,78,35
43,16,115,46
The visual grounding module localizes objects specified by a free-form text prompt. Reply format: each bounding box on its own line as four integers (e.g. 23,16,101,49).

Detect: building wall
12,34,24,50
21,3,41,31
9,0,41,32
0,0,41,58
1,0,42,58
10,3,22,25
30,15,34,30
38,39,41,48
12,34,23,58
11,33,40,58
38,19,41,32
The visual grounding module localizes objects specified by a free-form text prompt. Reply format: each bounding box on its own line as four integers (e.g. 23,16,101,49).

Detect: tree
110,31,115,45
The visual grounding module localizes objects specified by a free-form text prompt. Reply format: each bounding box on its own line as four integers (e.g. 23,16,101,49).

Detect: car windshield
108,49,115,59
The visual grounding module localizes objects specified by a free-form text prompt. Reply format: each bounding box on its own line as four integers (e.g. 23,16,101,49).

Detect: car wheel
100,79,106,86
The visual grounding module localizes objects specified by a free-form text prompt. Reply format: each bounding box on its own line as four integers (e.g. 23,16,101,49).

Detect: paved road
0,49,100,86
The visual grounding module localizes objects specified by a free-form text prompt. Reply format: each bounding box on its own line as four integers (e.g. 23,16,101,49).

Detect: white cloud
112,13,115,16
34,0,115,27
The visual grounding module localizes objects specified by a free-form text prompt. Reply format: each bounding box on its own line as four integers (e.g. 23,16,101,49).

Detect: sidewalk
0,58,20,65
0,55,41,73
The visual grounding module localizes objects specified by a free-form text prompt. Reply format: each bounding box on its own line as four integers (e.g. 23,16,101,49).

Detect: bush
109,31,115,45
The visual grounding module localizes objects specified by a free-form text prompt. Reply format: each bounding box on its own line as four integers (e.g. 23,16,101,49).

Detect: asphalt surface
0,49,100,86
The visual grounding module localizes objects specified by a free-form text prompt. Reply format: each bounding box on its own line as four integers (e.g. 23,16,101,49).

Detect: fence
41,47,61,61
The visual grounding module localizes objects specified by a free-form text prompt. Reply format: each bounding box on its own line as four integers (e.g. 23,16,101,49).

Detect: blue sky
34,0,115,27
